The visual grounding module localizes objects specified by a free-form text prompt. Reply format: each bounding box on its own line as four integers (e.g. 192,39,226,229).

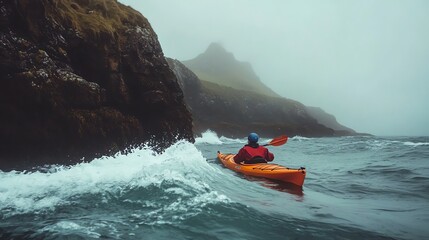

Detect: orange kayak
217,152,306,187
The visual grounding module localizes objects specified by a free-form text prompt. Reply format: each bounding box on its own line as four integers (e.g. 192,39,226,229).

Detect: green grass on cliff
200,80,298,111
45,0,147,38
187,65,280,98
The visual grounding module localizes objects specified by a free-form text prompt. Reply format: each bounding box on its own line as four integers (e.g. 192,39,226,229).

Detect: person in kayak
234,133,274,164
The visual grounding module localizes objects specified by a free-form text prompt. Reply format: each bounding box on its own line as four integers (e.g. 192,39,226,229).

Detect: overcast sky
119,0,429,136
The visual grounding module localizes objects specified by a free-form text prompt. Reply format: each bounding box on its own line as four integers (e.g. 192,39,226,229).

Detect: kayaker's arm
265,150,274,162
233,148,246,163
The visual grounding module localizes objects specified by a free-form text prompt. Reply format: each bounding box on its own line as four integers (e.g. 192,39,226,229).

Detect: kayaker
234,133,274,164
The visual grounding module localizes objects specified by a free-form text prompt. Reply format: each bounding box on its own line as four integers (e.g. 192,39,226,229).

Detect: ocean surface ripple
1,131,428,239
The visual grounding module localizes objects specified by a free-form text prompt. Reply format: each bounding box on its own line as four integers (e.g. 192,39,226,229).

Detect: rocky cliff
168,58,334,138
0,0,194,170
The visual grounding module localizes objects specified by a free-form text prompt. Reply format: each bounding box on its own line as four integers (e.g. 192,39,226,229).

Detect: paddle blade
266,135,288,146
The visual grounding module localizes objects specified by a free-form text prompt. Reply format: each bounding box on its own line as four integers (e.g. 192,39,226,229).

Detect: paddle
262,135,288,147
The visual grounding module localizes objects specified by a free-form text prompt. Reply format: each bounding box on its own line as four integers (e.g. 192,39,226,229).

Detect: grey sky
119,0,429,136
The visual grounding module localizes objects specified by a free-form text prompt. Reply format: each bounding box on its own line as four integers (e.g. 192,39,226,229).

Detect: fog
119,0,429,136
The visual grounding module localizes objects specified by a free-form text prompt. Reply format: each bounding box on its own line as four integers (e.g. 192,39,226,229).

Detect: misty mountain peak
182,43,280,97
200,42,236,63
206,42,226,53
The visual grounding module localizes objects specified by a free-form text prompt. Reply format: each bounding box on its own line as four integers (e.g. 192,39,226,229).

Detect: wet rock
0,0,193,170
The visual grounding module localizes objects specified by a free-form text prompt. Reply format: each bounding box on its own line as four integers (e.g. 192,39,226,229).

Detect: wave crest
0,140,229,217
194,130,245,145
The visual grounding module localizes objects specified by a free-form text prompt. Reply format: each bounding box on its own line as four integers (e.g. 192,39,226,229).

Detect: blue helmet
248,133,259,143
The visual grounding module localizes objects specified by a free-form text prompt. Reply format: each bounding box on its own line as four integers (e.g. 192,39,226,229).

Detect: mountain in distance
180,43,357,136
168,58,334,138
182,42,279,97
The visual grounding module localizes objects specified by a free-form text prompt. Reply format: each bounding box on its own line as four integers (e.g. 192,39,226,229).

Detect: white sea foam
365,139,429,149
403,141,429,147
40,221,101,238
194,130,223,145
220,136,247,144
290,136,311,141
0,140,229,216
367,140,395,150
194,130,245,145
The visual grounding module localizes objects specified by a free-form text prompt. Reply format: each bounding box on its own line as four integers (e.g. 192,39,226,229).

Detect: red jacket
234,144,274,163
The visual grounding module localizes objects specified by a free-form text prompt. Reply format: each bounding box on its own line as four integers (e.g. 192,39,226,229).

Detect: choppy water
1,131,428,239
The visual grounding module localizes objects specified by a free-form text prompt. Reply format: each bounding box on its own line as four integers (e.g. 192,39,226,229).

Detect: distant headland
169,42,359,138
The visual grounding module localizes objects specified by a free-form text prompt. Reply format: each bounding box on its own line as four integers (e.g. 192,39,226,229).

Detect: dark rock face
0,0,194,170
167,58,334,138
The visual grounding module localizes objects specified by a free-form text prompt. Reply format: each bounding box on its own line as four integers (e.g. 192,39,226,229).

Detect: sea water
1,130,428,239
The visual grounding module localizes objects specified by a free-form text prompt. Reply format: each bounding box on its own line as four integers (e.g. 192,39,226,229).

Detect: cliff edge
0,0,194,170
